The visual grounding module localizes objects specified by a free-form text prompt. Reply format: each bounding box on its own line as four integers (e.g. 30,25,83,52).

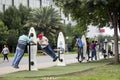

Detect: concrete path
0,54,78,75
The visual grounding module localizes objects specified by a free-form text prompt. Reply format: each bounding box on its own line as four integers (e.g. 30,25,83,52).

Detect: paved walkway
0,54,78,75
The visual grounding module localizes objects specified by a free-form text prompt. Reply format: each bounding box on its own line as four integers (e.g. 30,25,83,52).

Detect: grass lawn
1,58,120,80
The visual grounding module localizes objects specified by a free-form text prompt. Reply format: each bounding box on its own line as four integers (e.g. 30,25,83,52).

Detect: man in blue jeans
37,33,58,62
12,32,36,69
75,35,83,62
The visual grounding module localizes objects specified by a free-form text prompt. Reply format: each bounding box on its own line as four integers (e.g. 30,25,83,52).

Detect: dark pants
87,47,90,60
3,54,8,60
77,46,83,61
91,50,97,60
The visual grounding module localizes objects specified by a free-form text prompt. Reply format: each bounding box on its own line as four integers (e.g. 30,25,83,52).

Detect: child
1,44,9,62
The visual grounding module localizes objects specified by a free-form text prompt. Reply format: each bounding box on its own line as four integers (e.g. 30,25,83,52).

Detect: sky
86,25,120,38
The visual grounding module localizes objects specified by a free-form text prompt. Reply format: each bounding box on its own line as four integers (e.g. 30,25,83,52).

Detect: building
0,0,75,25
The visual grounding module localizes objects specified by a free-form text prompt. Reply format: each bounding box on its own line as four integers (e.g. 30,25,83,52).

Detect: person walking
37,33,58,62
1,44,9,62
12,31,36,69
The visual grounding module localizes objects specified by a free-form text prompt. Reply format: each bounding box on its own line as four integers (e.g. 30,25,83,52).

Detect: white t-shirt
37,36,49,48
2,47,9,54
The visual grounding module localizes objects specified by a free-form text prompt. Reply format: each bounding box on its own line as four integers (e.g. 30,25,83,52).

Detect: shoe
53,56,58,62
12,66,19,69
76,57,78,59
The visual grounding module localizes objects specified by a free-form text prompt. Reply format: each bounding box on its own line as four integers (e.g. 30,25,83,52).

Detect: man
12,31,35,69
75,35,83,62
37,33,58,62
86,38,90,61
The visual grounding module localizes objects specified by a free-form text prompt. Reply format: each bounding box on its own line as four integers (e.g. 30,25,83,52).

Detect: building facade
0,0,75,25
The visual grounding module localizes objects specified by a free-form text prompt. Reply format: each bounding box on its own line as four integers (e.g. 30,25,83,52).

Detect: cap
38,33,43,39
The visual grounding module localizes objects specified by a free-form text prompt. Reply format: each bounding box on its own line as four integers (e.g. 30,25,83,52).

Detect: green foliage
18,4,32,35
98,35,114,42
73,23,87,36
0,5,32,52
19,4,31,25
3,6,21,30
26,6,64,36
64,23,75,37
0,20,9,44
53,0,120,30
2,4,31,35
7,30,19,47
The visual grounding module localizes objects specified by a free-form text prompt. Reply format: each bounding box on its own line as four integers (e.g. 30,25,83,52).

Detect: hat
38,33,43,39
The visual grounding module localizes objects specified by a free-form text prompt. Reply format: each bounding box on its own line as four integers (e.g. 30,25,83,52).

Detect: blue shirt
18,35,30,44
17,35,30,50
76,38,83,47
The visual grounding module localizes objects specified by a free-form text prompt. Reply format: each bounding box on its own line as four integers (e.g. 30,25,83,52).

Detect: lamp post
66,36,69,52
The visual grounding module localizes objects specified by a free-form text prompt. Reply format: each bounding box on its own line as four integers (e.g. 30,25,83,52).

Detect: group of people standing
75,35,99,62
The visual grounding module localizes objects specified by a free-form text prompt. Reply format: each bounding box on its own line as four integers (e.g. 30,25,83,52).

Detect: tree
7,30,19,52
0,20,9,44
18,4,32,34
1,5,31,52
54,0,120,63
3,6,21,30
26,6,63,37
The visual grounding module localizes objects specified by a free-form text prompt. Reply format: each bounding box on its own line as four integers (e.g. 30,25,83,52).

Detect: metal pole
29,42,31,71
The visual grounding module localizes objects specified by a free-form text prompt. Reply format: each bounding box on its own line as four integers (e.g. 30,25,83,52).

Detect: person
75,35,84,63
90,40,97,61
12,31,36,69
37,33,58,62
86,38,90,61
101,48,107,59
108,47,113,56
1,44,9,62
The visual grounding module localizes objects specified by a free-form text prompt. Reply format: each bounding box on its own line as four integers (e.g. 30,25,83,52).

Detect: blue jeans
43,44,57,59
12,45,25,67
91,50,97,60
78,46,83,61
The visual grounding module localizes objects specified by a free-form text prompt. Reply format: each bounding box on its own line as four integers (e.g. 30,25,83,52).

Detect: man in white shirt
37,33,58,62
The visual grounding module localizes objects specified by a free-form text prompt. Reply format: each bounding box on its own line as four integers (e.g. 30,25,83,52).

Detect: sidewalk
0,54,77,75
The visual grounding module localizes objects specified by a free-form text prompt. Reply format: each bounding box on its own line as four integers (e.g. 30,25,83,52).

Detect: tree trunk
113,20,119,64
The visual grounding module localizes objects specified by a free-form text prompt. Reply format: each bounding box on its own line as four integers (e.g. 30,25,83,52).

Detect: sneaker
13,66,19,69
53,57,58,62
76,57,78,59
